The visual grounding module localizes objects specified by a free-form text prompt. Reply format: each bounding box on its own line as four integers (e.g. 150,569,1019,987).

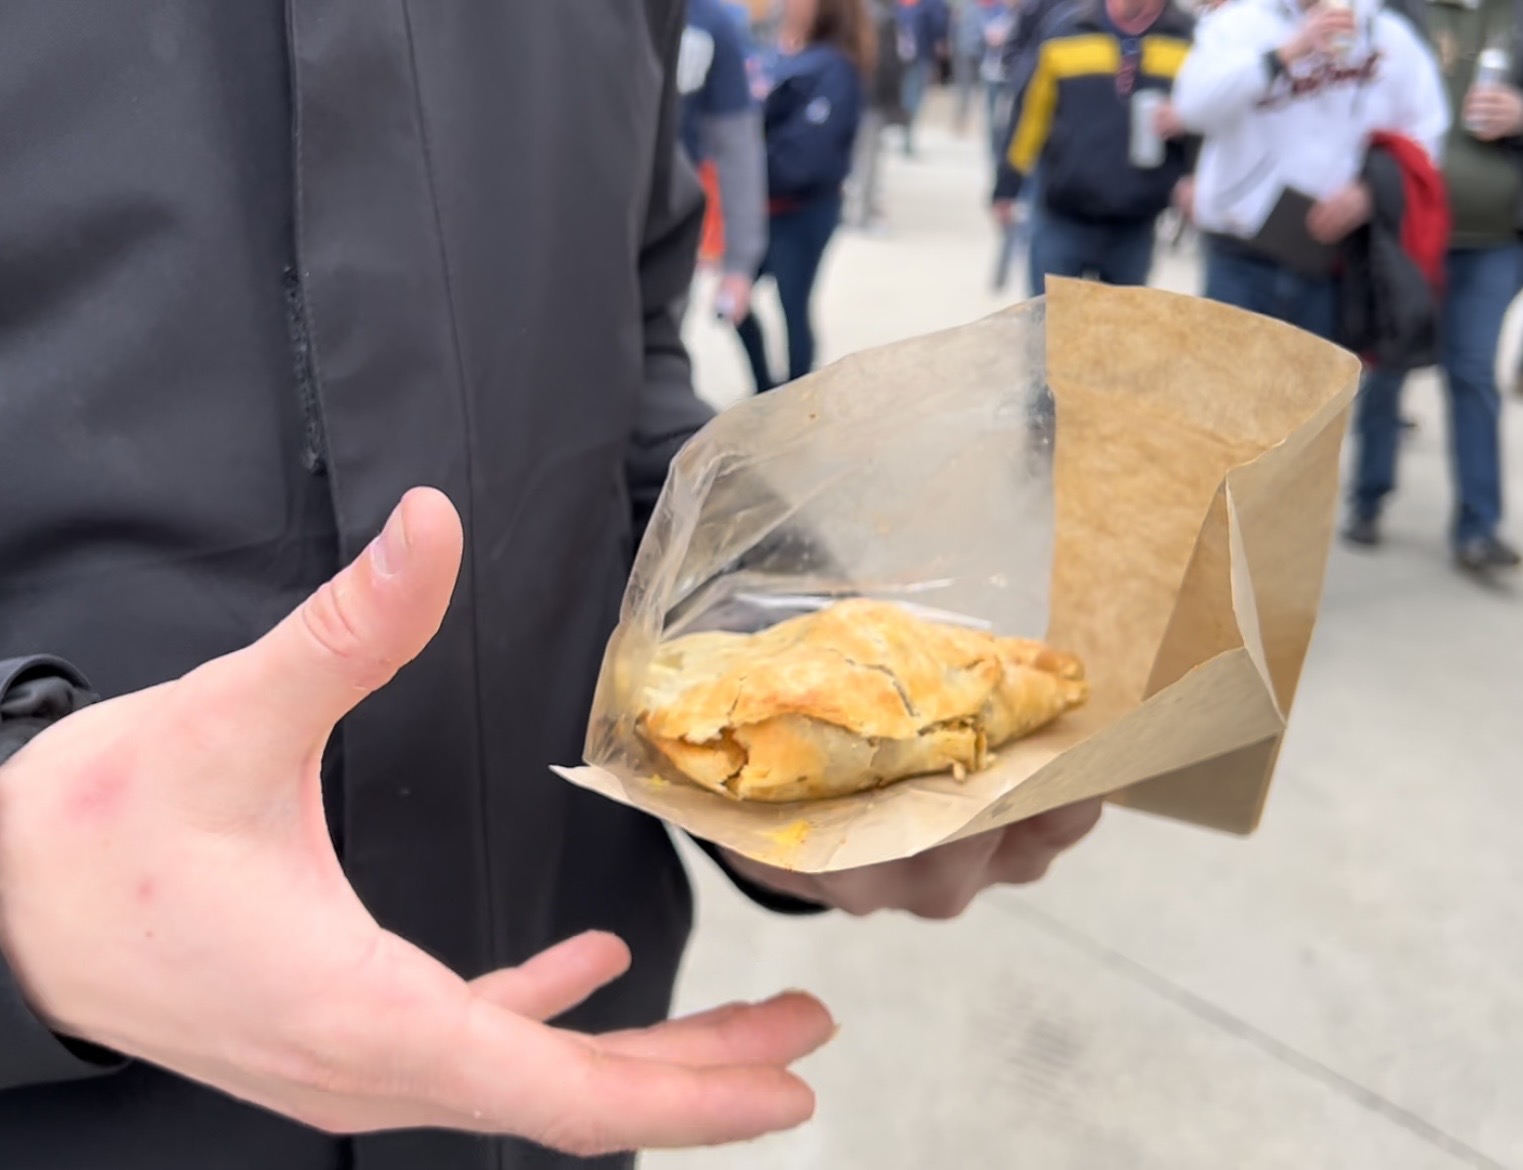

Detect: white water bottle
1467,47,1512,134
1129,89,1167,169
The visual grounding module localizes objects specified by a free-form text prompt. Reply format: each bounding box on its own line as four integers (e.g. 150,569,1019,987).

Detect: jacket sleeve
1172,6,1282,135
700,109,768,277
628,2,718,549
1005,0,1043,65
0,656,128,1092
1504,38,1523,205
692,840,828,914
1361,144,1408,230
696,11,767,277
992,39,1055,201
1004,0,1066,76
764,58,863,198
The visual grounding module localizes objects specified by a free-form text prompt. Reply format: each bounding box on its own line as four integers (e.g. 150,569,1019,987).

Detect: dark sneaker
1483,537,1521,568
1455,536,1522,574
1343,515,1381,548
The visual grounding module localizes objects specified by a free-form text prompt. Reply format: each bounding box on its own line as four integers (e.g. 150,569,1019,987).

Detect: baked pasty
637,599,1088,802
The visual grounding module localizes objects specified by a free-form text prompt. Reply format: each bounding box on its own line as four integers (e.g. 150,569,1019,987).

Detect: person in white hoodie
1173,0,1447,339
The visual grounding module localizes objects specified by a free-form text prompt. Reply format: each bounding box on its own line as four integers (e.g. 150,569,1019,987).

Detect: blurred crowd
690,0,1521,579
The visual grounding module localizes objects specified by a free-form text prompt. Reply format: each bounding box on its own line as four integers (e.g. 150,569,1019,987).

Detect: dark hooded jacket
1338,134,1451,372
0,3,799,1167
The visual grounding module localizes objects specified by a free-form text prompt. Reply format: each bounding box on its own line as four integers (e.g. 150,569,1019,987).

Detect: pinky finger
447,1013,818,1156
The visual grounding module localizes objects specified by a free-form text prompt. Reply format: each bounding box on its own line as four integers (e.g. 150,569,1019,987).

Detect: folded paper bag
554,279,1361,873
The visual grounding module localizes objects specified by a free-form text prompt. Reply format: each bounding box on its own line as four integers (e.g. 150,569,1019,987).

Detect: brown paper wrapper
555,280,1361,872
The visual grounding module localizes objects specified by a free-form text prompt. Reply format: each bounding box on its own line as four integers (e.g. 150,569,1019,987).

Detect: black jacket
1002,0,1076,77
1338,146,1442,372
0,3,776,1168
993,0,1195,222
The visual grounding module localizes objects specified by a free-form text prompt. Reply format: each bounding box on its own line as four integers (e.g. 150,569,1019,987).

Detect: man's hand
1307,180,1373,243
0,489,833,1156
723,800,1103,919
715,272,754,324
1154,101,1186,140
1277,4,1356,65
1464,84,1523,141
993,198,1016,227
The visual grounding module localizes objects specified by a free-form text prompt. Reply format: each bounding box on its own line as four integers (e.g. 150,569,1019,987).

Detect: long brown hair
808,0,877,76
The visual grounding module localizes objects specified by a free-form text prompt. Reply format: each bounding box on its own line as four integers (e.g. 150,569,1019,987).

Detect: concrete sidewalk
659,109,1523,1170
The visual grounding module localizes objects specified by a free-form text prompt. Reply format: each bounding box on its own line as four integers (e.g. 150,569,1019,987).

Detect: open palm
0,489,833,1157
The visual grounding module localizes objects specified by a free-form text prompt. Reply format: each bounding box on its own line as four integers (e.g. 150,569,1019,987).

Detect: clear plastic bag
556,281,1360,872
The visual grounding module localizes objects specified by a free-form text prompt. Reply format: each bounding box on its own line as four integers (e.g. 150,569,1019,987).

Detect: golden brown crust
638,600,1088,802
999,637,1087,681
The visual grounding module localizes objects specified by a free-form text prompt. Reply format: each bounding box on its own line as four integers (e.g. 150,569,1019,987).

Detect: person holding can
1344,2,1523,575
990,0,1198,300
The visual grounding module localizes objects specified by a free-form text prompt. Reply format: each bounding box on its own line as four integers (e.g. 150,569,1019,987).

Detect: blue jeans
1028,208,1156,297
986,82,1012,166
953,50,980,126
1353,244,1521,546
736,193,843,392
1202,242,1339,340
901,60,932,148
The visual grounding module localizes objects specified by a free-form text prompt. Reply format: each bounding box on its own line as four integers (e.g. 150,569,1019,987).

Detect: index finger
991,799,1103,884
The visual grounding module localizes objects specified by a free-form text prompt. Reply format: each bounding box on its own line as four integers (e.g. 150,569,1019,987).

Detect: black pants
736,192,843,392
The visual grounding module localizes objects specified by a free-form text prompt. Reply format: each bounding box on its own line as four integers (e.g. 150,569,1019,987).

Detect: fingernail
370,502,410,578
773,990,838,1036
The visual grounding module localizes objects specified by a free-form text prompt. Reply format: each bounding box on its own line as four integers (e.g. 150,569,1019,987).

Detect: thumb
194,487,464,758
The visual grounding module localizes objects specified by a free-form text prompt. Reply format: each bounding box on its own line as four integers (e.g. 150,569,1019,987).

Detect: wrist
0,658,97,767
0,658,99,1018
0,735,46,1029
711,846,830,914
0,722,43,771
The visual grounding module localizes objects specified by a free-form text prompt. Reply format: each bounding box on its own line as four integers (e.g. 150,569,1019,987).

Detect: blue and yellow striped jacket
993,1,1195,224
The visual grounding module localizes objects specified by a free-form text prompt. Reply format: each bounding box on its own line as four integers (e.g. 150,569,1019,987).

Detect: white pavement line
997,899,1513,1170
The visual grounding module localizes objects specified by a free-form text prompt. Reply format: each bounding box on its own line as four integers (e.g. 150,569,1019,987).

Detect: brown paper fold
556,280,1361,871
1042,281,1357,832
